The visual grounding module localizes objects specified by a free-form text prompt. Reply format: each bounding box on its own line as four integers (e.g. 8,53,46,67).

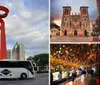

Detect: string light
50,44,100,70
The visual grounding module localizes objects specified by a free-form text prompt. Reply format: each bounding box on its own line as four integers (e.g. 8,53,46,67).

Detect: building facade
97,0,100,19
61,6,90,36
12,42,25,60
7,49,12,59
90,20,96,33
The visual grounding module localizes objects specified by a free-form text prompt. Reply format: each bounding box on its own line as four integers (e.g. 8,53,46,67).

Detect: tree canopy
27,53,49,66
93,18,100,34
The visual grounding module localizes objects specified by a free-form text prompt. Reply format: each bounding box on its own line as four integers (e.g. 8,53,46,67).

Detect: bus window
34,67,37,71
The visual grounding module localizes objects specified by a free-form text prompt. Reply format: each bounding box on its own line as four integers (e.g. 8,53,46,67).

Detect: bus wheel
20,73,27,79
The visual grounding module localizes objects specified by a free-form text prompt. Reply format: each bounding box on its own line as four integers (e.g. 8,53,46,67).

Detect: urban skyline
7,42,26,60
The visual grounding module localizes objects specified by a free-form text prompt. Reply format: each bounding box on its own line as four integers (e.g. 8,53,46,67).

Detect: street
0,73,48,85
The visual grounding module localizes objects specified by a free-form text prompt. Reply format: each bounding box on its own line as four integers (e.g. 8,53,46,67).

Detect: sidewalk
88,76,97,85
61,75,97,85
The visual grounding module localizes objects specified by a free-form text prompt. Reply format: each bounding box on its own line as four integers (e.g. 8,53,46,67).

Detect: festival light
50,44,100,71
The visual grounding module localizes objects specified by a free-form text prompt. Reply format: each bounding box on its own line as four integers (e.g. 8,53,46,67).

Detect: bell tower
63,6,71,16
80,6,89,17
61,6,71,35
80,6,90,36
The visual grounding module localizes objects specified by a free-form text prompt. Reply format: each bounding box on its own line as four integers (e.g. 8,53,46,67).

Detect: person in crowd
82,70,86,75
93,68,97,76
79,68,82,75
66,70,70,81
50,71,53,85
96,69,100,85
58,71,62,84
90,69,94,76
72,69,75,82
85,69,88,75
74,70,77,77
76,69,80,76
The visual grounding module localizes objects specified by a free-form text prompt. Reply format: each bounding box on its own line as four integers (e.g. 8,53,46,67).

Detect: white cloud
20,11,32,19
0,0,49,57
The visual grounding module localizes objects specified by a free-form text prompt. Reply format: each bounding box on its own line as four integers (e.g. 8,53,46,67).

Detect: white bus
0,60,37,79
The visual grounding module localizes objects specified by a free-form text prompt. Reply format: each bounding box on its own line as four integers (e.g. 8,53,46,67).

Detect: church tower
80,6,90,36
80,6,89,17
61,6,71,35
63,6,71,16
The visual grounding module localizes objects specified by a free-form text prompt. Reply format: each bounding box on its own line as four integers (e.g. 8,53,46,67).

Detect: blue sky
0,0,49,58
51,0,98,20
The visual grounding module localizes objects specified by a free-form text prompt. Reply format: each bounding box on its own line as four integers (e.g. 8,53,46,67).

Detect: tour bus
0,60,37,79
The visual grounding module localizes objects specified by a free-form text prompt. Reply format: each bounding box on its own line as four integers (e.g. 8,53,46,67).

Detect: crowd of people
50,67,100,85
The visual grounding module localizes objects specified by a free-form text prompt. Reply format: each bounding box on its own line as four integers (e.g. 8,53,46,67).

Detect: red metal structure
0,6,9,60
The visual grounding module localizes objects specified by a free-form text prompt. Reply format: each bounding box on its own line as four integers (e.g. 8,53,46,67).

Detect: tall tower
63,6,71,16
80,6,89,17
61,6,71,35
80,6,90,36
12,42,25,60
0,6,9,60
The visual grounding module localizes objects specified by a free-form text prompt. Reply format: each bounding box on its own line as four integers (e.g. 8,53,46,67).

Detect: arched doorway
74,30,77,35
84,30,87,36
64,30,67,35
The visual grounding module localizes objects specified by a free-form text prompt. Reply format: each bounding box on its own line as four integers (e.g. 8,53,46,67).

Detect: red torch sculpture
0,6,9,60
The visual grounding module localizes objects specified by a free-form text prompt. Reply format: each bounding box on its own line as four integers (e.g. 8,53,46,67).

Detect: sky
51,0,98,26
0,0,49,59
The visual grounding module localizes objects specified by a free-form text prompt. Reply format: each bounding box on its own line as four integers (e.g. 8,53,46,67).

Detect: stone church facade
60,6,91,36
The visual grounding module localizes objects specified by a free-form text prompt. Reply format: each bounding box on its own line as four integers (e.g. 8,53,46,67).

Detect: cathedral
60,6,91,36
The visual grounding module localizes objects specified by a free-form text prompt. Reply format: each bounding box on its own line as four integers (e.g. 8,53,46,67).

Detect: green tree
27,53,49,66
93,18,100,34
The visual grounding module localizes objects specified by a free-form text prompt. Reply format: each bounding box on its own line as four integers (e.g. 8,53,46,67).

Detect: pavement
61,74,97,85
0,73,48,85
88,76,97,85
50,36,100,42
